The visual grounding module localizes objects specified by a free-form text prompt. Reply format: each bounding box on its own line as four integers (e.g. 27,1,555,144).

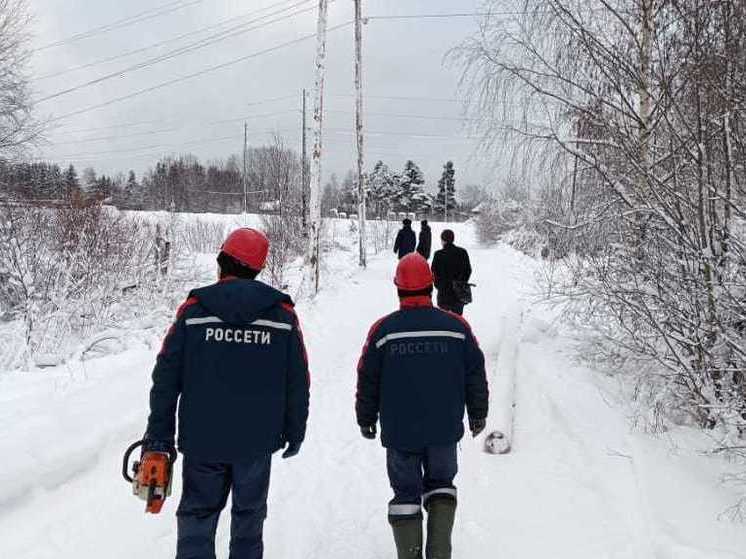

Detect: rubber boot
425,497,456,559
390,516,423,559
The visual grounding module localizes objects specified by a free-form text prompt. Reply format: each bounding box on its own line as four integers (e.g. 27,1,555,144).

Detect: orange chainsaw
122,440,177,514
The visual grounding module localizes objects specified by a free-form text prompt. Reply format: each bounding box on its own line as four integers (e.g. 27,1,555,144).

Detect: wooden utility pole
242,122,248,218
354,0,367,267
301,89,309,235
307,0,329,293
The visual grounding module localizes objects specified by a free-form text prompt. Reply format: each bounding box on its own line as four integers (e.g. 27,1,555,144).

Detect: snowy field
0,217,745,558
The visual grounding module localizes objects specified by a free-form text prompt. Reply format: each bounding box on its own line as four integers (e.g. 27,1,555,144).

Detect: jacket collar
399,295,433,309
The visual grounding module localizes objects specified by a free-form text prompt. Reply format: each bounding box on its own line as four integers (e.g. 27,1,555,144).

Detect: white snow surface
1,220,745,558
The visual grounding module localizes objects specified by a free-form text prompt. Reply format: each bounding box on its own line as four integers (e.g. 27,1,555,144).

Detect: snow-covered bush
173,218,227,255
369,218,396,254
457,0,746,474
476,195,526,244
261,213,305,289
475,185,551,257
0,202,160,369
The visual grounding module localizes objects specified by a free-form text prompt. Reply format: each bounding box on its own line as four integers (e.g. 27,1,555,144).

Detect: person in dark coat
431,229,472,316
393,218,417,259
356,253,488,559
416,220,432,260
143,228,310,559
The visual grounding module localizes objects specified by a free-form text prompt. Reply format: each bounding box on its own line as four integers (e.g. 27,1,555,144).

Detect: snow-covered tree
368,160,397,217
434,161,458,217
461,183,490,212
91,175,114,202
392,160,430,214
322,173,341,215
81,167,97,195
0,0,41,160
123,170,142,209
63,164,80,200
339,169,357,213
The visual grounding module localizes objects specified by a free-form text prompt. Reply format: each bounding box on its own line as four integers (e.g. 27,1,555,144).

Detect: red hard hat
395,253,433,292
221,228,269,271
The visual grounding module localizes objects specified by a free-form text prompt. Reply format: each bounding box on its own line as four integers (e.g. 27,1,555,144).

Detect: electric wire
35,1,317,104
33,1,203,52
53,96,299,134
53,96,472,136
330,93,462,103
364,9,603,21
35,0,315,81
50,110,299,145
42,126,479,161
47,21,354,124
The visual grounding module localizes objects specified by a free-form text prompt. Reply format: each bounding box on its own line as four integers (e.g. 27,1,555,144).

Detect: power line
328,109,472,121
330,93,462,103
54,96,299,134
42,128,298,160
50,127,182,146
365,8,607,22
33,1,203,52
36,1,317,104
50,110,299,145
366,12,493,21
365,9,578,21
35,0,314,81
48,21,354,124
44,127,477,161
52,94,467,134
52,108,473,145
326,128,478,140
37,133,480,165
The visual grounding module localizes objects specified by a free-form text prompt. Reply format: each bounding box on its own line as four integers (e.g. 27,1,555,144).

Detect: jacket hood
189,279,292,324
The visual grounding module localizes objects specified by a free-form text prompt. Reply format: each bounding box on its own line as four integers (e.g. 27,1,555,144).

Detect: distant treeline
1,137,489,217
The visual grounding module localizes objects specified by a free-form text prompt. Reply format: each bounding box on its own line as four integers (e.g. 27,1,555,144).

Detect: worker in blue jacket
143,228,310,559
394,218,417,259
356,253,489,559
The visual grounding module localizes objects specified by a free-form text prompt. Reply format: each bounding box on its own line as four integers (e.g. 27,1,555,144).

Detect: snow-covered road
1,224,744,559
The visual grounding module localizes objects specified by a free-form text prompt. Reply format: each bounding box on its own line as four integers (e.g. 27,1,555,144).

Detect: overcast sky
30,0,497,191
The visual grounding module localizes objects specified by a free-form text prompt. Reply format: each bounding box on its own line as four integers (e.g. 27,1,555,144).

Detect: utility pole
354,0,367,268
301,88,308,236
307,0,329,293
242,122,248,219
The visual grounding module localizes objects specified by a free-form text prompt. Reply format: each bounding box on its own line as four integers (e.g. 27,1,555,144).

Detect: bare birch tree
455,0,746,447
0,0,41,162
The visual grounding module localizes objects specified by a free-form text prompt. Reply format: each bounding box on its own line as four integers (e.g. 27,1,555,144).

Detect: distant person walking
416,220,432,260
393,219,416,260
431,229,472,316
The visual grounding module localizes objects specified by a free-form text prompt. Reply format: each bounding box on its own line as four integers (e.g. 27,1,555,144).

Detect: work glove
142,437,175,454
469,417,486,438
282,440,302,459
360,424,377,440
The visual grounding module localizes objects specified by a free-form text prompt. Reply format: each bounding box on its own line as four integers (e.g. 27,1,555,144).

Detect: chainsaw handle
122,440,144,483
123,440,178,483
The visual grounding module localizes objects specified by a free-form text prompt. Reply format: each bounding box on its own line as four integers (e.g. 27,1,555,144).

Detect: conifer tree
393,160,430,214
434,161,458,217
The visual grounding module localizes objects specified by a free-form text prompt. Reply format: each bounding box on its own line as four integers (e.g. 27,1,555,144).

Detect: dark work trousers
437,301,465,316
386,444,458,519
176,455,271,559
